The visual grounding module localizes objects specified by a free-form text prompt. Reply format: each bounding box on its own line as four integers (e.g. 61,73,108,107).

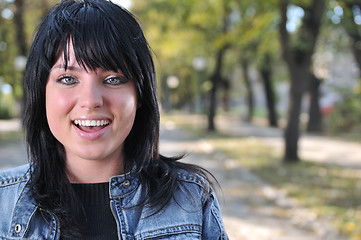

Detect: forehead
52,42,79,67
42,0,142,74
52,40,122,74
50,43,129,78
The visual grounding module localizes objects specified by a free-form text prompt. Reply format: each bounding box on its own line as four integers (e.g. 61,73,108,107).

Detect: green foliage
0,91,14,119
326,91,361,133
132,0,235,109
0,105,11,119
0,0,56,117
132,0,283,111
0,2,53,68
0,16,18,96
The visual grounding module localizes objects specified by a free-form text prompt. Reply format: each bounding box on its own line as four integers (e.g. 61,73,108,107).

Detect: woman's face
46,44,137,170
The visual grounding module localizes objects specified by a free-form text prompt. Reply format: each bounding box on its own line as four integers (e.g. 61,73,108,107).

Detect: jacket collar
109,170,140,199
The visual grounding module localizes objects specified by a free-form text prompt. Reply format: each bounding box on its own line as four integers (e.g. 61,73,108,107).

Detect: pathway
159,123,346,240
0,118,350,239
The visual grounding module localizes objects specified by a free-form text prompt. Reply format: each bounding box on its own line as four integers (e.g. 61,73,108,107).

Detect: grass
162,113,361,240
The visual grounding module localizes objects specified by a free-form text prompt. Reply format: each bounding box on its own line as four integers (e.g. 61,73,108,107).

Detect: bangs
51,1,133,78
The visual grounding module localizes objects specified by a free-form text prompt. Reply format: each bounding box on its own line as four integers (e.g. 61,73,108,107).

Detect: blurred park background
1,0,361,239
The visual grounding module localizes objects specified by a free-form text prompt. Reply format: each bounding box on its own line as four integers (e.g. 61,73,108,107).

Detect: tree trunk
284,68,309,161
13,0,27,117
350,39,361,79
259,54,278,127
307,74,323,132
284,87,302,161
208,47,227,131
222,77,230,112
241,59,254,123
14,0,27,56
342,1,361,79
207,1,231,131
279,0,326,162
161,75,171,113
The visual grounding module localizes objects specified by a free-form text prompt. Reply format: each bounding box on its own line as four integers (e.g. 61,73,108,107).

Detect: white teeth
74,119,109,127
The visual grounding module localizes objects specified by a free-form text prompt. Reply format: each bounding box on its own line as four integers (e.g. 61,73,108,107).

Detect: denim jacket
0,164,228,239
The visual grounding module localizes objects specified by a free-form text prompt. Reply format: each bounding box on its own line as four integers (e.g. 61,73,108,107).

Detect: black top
65,182,118,240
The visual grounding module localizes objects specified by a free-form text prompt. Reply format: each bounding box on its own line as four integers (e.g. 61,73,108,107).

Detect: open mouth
73,119,110,132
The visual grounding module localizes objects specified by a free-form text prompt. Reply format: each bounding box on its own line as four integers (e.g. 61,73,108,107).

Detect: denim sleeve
202,189,229,240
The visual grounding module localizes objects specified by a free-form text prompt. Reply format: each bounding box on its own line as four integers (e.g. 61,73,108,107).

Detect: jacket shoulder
0,164,30,187
176,168,211,188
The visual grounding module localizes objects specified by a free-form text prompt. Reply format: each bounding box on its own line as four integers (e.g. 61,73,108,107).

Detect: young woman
0,0,229,239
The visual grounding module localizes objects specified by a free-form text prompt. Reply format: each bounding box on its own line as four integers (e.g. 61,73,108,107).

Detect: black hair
23,0,213,237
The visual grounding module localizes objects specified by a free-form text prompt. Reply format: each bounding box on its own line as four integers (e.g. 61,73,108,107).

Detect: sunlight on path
216,115,361,169
159,121,346,240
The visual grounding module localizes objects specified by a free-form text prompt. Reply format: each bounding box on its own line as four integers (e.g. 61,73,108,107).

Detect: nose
78,81,103,109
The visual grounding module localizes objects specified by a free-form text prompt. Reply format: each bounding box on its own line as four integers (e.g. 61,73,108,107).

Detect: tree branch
279,0,292,64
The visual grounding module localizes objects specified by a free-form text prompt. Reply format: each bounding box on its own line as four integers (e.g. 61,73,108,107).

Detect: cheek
109,91,137,125
45,87,74,131
46,85,74,111
108,85,137,112
122,94,137,113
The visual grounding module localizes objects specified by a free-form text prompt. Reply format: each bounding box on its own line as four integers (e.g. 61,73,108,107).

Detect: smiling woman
0,0,229,239
46,45,137,183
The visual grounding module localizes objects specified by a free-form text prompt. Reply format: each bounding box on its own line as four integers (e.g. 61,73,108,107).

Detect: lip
72,116,112,141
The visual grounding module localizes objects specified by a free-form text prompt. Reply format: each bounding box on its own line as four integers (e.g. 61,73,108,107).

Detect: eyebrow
50,64,125,76
50,64,83,72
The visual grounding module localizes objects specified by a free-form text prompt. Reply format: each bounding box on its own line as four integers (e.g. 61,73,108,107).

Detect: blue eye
57,75,78,85
104,76,128,86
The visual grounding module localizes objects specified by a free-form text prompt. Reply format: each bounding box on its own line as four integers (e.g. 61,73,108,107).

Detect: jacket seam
177,174,211,205
134,224,202,240
0,176,29,188
0,165,30,187
176,173,208,188
210,193,227,239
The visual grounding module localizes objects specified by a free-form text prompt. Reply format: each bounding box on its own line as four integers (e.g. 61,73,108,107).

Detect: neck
66,157,124,183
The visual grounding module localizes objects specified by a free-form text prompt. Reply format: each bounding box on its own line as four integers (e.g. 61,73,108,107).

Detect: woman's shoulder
0,164,30,187
176,168,210,188
174,167,214,203
0,165,37,236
